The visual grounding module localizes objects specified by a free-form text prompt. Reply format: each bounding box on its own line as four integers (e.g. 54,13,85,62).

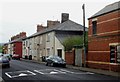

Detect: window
47,33,50,42
117,46,120,63
110,46,116,63
47,48,50,56
92,21,97,35
26,41,28,46
40,36,42,44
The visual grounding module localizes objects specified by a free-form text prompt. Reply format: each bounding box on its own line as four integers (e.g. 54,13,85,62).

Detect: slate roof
9,36,26,43
89,1,120,19
23,20,87,40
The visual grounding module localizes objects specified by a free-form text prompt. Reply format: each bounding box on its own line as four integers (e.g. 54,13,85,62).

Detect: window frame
92,21,97,35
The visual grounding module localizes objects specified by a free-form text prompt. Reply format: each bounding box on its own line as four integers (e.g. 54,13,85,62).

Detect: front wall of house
46,32,55,56
55,36,65,59
88,10,120,71
8,44,11,55
88,10,119,36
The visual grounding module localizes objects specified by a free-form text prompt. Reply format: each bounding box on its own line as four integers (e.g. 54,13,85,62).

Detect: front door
57,49,62,58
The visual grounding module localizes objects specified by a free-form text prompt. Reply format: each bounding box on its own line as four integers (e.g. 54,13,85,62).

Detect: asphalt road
0,59,119,82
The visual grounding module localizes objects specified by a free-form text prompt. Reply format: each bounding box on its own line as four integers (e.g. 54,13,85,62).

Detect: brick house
87,1,120,72
8,32,26,58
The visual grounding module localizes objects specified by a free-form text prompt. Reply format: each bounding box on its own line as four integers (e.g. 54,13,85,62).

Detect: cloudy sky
0,0,119,43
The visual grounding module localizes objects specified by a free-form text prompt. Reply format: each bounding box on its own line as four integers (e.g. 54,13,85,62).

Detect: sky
0,0,119,43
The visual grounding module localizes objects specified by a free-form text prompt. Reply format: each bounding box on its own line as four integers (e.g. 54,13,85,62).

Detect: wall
65,51,75,65
55,35,65,59
14,42,22,58
88,10,120,71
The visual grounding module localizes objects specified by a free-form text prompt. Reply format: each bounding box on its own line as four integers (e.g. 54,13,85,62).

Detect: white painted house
22,13,87,61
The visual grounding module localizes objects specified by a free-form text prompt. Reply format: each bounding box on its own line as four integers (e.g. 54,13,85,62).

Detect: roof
23,20,87,40
89,1,120,19
8,36,26,44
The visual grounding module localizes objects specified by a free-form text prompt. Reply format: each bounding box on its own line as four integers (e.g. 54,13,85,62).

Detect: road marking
27,70,36,75
60,69,74,73
5,73,12,78
53,69,66,74
34,70,44,74
34,69,66,75
18,73,27,76
5,70,36,78
60,69,94,75
49,71,58,74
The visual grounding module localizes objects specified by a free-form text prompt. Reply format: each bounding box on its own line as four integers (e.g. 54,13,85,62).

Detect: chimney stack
61,13,69,23
37,24,46,32
47,20,60,28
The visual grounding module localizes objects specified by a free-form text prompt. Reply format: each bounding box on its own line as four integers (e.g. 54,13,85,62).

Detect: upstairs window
92,21,97,35
40,36,42,44
47,48,50,56
47,33,50,42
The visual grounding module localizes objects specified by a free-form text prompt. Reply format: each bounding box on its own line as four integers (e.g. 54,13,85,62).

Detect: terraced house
22,13,87,62
87,1,120,72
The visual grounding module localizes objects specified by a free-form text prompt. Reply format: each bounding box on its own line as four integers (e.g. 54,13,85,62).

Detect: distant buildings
7,32,26,58
87,1,120,71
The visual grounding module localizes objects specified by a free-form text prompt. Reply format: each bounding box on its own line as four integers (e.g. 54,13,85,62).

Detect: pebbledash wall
87,2,120,72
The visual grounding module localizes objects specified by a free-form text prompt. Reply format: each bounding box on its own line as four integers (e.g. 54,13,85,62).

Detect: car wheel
63,65,66,68
51,63,54,67
46,63,48,66
7,64,10,68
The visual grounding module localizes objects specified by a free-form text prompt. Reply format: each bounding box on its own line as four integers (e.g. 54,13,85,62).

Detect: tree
0,46,3,53
62,32,88,51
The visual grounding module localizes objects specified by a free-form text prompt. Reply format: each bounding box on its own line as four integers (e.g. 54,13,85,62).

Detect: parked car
0,56,10,68
12,54,20,60
46,55,66,67
3,54,12,61
0,53,2,57
42,56,49,62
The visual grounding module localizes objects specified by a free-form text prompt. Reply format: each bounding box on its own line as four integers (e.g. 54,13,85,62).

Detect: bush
62,32,88,51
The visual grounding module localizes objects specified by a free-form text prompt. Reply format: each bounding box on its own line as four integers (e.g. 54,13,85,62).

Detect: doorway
57,49,62,58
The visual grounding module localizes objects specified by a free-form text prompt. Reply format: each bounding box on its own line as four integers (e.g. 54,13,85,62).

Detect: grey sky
0,0,119,43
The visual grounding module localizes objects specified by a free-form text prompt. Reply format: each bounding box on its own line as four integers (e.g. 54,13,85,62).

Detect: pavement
20,58,120,77
0,77,3,82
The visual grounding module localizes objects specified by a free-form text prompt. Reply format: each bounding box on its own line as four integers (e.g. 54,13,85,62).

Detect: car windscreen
54,56,63,61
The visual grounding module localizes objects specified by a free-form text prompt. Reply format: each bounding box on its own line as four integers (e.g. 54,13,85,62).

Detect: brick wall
88,10,120,72
37,24,46,32
11,32,26,41
14,42,22,58
65,51,75,65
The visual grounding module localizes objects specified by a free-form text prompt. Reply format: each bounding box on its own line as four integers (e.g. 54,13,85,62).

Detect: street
0,59,119,82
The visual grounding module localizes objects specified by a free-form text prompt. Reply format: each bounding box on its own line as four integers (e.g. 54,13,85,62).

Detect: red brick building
87,1,120,72
9,32,26,58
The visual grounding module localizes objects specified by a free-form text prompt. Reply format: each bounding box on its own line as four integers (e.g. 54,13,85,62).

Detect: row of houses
4,13,87,61
3,1,120,72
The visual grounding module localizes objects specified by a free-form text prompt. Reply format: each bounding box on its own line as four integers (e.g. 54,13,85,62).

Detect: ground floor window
117,46,120,63
110,46,116,63
47,48,50,56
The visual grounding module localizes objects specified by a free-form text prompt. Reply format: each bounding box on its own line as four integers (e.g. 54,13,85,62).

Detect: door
75,48,82,67
57,49,62,58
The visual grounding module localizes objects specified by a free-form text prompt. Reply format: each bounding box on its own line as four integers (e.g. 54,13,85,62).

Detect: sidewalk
67,65,119,77
21,58,119,77
0,77,3,82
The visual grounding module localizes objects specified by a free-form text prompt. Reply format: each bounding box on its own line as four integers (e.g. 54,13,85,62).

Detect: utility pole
82,4,86,67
